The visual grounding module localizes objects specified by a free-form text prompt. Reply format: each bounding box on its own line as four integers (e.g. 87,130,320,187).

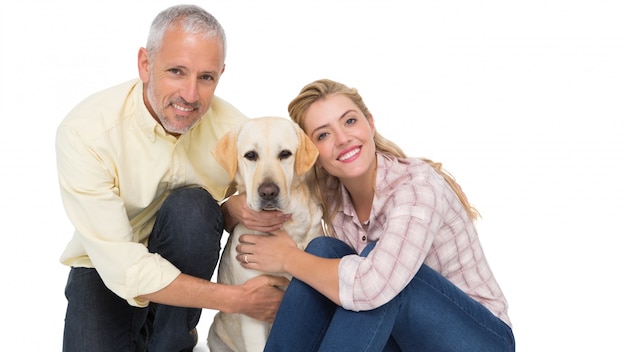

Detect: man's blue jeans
264,237,515,352
62,187,223,352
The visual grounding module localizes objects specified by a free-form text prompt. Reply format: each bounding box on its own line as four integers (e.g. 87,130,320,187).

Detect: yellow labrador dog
207,116,323,352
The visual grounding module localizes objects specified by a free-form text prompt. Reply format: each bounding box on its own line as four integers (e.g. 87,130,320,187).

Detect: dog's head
213,116,318,211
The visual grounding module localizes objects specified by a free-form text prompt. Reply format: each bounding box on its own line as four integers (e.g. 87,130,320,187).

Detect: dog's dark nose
258,182,279,201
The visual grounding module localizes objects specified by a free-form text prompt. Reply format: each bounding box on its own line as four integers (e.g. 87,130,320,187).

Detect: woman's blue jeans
264,237,515,352
62,187,224,352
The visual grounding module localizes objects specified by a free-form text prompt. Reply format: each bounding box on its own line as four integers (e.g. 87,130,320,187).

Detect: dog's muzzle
258,181,281,210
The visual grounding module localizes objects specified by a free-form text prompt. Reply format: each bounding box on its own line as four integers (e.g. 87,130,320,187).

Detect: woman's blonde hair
288,79,480,235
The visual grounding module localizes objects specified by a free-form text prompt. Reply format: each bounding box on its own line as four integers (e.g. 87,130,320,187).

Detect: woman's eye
346,117,356,125
316,132,328,141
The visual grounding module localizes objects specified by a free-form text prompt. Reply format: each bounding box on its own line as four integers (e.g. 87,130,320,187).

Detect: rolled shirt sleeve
337,202,441,311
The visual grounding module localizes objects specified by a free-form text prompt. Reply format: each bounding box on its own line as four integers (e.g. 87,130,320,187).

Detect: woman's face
303,94,376,182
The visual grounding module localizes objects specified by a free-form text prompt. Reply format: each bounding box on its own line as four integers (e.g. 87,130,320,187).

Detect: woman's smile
337,146,361,162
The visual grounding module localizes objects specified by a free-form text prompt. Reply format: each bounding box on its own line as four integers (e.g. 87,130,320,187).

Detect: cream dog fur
207,116,323,352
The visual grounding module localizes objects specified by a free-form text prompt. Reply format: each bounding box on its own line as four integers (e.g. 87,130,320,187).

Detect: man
56,5,289,351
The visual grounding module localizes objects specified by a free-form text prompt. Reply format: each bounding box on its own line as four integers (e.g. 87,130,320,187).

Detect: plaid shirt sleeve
337,166,443,311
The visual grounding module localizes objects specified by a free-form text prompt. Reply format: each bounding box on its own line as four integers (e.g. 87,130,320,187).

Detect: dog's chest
282,214,322,249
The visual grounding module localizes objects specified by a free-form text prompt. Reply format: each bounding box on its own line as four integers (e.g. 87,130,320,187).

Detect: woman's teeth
338,147,360,161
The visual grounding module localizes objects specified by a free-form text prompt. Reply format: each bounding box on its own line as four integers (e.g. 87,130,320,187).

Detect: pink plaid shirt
334,153,511,326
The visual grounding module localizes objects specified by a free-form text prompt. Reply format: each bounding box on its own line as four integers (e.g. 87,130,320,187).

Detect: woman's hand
236,229,298,273
222,193,291,233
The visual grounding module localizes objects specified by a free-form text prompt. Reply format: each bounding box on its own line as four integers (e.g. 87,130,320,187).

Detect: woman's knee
305,237,355,258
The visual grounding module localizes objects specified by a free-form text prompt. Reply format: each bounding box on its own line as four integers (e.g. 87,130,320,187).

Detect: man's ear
138,47,151,83
212,128,239,180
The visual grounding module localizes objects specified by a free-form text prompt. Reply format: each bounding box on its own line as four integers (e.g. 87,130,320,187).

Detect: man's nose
179,78,199,103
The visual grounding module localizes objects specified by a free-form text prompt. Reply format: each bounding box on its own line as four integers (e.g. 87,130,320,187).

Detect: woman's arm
238,229,342,305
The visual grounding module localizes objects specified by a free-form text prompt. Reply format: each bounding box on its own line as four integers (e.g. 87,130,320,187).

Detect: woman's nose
335,129,351,146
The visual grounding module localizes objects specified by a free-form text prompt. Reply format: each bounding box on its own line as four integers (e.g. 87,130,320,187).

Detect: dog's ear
212,128,239,180
295,126,319,176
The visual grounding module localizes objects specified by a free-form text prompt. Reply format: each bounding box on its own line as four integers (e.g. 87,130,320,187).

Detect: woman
237,79,515,351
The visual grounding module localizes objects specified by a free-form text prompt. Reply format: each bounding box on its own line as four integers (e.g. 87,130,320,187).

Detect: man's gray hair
146,4,227,60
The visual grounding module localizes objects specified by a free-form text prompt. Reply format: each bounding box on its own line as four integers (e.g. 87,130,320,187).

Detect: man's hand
236,275,290,322
222,193,291,233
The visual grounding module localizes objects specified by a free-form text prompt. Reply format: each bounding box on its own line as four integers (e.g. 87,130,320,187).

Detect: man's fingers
267,275,290,288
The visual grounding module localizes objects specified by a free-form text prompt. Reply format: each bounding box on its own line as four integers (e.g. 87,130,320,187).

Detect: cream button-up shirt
56,79,247,307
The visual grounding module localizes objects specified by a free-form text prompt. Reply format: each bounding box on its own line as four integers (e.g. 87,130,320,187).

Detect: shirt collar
133,81,183,143
338,152,393,218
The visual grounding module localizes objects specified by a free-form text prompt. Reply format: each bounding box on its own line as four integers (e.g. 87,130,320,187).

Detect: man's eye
244,151,258,161
200,74,214,81
168,68,182,75
278,150,292,160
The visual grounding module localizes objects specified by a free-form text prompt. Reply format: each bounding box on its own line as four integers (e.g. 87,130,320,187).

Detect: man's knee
158,187,223,233
150,187,224,277
161,187,221,218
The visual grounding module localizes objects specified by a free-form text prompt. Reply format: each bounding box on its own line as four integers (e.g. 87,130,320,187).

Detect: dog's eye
278,150,292,160
244,151,258,161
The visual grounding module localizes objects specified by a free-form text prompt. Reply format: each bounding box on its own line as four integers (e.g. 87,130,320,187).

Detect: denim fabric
63,187,223,352
264,237,515,352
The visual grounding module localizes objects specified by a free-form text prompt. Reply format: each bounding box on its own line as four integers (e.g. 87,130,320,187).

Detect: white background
1,0,624,350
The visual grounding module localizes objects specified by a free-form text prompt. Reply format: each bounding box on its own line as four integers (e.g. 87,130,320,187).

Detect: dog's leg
207,314,235,352
230,238,271,351
240,315,271,352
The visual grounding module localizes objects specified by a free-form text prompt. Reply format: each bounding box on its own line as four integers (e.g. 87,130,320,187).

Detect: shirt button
361,236,366,241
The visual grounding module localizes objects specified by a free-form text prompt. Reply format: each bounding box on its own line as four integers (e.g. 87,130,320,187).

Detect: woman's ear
368,114,376,134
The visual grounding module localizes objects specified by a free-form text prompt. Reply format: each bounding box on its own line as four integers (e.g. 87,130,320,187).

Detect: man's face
138,26,225,135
